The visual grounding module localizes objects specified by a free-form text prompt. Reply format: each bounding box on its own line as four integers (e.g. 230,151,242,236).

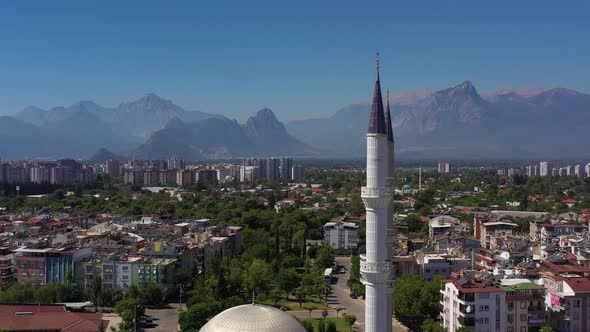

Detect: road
331,256,409,332
144,303,182,332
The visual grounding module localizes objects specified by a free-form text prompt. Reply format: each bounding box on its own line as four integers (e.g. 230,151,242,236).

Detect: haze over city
1,1,589,121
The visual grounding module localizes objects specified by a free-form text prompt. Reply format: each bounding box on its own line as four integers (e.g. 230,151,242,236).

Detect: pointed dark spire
368,53,387,134
385,88,394,142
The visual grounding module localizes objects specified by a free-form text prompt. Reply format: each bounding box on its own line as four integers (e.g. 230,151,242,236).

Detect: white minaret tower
361,53,393,332
383,88,395,332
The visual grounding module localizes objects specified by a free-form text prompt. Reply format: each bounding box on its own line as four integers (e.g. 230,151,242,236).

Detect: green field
298,317,350,331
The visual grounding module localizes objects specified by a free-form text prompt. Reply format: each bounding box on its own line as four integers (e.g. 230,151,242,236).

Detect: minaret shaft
361,54,393,332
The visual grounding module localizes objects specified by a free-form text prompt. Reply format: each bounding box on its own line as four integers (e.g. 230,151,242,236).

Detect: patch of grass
299,317,349,331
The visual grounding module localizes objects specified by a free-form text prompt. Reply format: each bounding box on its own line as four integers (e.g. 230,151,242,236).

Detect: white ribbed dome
199,304,306,332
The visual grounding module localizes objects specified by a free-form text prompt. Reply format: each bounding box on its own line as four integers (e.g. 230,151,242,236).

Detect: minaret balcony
361,186,391,198
360,260,391,273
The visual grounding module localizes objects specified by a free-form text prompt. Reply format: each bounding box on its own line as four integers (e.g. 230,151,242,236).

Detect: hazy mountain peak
119,93,179,112
484,87,542,100
70,100,103,112
253,108,278,120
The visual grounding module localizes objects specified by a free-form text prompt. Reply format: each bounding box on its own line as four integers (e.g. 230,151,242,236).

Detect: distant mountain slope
287,82,590,158
2,94,223,159
133,109,317,160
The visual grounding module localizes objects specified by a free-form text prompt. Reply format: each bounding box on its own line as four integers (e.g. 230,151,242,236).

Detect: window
507,314,513,323
520,314,526,322
122,266,129,271
508,303,514,311
520,327,526,332
122,275,129,280
520,302,527,309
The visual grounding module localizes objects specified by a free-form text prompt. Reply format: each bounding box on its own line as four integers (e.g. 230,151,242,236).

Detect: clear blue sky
0,0,588,121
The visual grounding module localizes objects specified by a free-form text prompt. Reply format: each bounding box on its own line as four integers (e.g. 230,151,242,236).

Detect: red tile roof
0,305,104,332
564,277,590,293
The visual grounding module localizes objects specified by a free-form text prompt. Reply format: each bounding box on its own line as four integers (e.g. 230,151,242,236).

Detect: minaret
419,165,422,191
361,53,393,332
383,88,395,332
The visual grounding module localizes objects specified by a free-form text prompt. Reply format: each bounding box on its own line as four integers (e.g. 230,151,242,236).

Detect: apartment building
441,277,506,332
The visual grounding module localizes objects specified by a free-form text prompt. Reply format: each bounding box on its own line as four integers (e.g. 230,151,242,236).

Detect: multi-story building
143,168,159,186
123,168,144,186
477,220,518,250
526,165,533,177
540,161,552,177
240,166,259,183
176,169,195,186
438,161,450,174
586,163,590,178
197,169,218,185
541,275,590,332
417,254,452,281
323,220,358,250
291,165,305,180
158,169,177,186
279,157,292,180
105,159,121,177
500,279,546,332
428,215,461,239
266,158,280,181
0,247,16,287
441,277,506,332
168,157,185,170
30,166,51,184
574,164,582,178
14,247,92,286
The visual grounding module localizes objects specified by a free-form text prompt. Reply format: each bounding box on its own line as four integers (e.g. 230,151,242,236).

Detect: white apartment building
540,161,552,177
323,221,358,250
441,278,506,332
417,254,451,281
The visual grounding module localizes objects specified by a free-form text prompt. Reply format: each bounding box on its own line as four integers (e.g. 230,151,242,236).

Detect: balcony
361,187,391,198
458,316,475,326
458,292,475,302
360,261,391,273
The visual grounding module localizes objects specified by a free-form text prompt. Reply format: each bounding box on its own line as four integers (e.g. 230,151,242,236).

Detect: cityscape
1,2,590,332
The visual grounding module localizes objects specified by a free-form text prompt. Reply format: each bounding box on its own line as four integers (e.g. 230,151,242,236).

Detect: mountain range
287,82,590,159
1,82,589,161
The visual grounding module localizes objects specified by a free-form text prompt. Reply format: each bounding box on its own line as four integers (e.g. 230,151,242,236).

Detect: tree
305,305,314,318
294,286,307,307
91,275,103,312
392,274,442,329
317,319,325,332
179,301,222,332
277,269,302,300
299,320,314,332
326,321,337,332
421,318,445,332
539,326,555,332
342,313,357,331
115,297,144,331
335,306,343,317
456,328,475,332
244,259,272,297
140,283,165,307
315,244,335,269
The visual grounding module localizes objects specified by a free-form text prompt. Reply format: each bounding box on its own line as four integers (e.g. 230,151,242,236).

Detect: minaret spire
385,88,394,142
368,53,386,134
376,52,380,80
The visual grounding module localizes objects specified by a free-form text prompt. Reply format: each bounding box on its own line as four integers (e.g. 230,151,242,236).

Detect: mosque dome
199,304,306,332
